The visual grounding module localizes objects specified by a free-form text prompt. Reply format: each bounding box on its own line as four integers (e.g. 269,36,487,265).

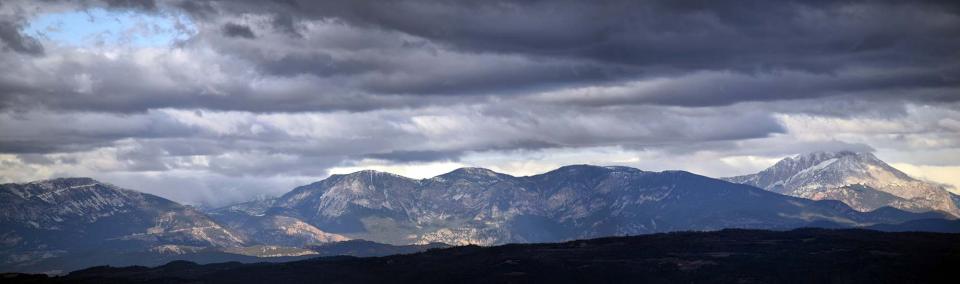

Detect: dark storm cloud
172,0,216,18
270,13,301,38
103,0,158,11
188,0,960,67
221,23,255,38
0,110,199,154
649,139,878,159
361,60,634,96
528,66,960,107
2,0,960,206
113,0,960,108
0,21,44,55
0,0,955,113
0,103,786,171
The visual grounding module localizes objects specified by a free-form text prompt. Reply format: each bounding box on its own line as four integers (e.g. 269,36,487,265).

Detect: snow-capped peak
725,151,959,217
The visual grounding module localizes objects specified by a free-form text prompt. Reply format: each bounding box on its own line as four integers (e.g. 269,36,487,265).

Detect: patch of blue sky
24,8,196,48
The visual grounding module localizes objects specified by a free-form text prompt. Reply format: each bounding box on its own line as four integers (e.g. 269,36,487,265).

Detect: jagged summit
441,167,505,177
433,167,512,183
533,165,647,185
725,151,959,216
331,169,412,180
299,165,676,187
552,164,614,172
3,177,129,201
603,165,644,172
21,177,105,190
791,150,862,159
26,176,100,185
330,165,646,182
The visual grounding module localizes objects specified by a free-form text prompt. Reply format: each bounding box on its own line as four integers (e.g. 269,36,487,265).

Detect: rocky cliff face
724,151,960,217
205,198,349,247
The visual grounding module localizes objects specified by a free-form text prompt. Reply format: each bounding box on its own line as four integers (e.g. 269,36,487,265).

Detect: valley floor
4,228,959,284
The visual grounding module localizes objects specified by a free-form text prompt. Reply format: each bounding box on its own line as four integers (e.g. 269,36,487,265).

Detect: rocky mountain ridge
0,178,248,273
724,151,960,217
222,164,946,246
2,160,956,273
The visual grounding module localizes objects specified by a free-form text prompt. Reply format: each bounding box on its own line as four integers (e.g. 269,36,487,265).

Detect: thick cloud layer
0,0,958,205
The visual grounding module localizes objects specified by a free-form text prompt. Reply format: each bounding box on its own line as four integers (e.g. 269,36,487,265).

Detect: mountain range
224,165,944,246
1,151,957,274
724,151,960,217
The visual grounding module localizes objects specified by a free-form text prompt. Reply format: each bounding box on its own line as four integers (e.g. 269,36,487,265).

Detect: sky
0,0,958,207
